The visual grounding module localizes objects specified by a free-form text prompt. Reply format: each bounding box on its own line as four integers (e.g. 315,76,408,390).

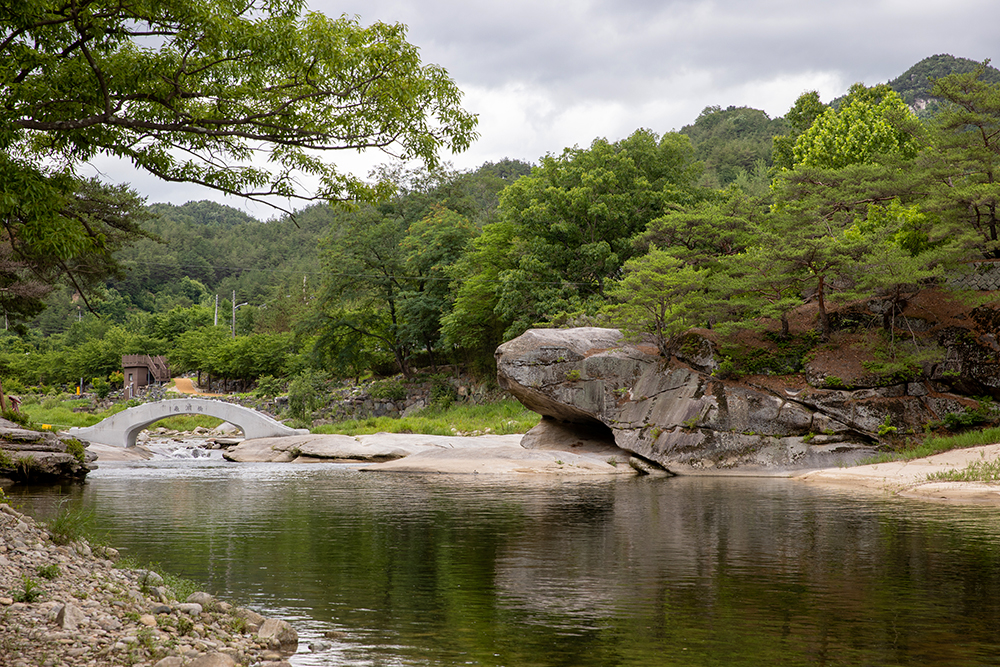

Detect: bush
91,376,111,399
63,438,86,463
429,375,458,410
1,407,35,429
254,374,283,398
287,369,329,421
369,378,407,401
0,377,25,395
942,398,995,431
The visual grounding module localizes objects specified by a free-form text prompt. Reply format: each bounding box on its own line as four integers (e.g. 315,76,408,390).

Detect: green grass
19,396,103,430
311,398,540,436
19,397,222,432
927,456,1000,483
114,554,202,602
46,501,100,545
858,426,1000,465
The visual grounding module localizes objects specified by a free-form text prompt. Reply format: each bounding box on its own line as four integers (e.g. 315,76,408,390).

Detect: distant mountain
887,54,1000,116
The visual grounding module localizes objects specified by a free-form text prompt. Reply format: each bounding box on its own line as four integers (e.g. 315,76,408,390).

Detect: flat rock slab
360,444,634,475
88,443,154,461
223,433,525,463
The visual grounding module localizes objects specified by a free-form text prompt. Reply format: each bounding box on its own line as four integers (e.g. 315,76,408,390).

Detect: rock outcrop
496,328,972,474
0,420,96,484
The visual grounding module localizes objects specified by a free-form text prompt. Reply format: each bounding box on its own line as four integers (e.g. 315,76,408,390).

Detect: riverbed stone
188,653,238,667
55,603,86,630
177,602,203,615
233,607,266,632
0,502,292,667
187,591,217,609
257,618,298,654
153,658,185,667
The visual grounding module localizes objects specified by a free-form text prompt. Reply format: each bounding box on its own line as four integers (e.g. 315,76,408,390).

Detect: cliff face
496,327,972,474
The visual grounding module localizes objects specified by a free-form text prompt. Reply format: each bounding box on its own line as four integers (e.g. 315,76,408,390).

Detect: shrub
286,369,329,421
91,376,111,399
63,438,86,463
0,377,25,395
254,374,283,398
369,378,407,401
1,408,35,429
428,375,458,410
942,398,995,431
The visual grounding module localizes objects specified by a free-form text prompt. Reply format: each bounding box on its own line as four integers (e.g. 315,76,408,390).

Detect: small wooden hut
122,355,170,397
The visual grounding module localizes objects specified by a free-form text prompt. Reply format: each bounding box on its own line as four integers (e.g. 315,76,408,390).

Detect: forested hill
683,54,1000,189
13,54,1000,396
887,54,1000,112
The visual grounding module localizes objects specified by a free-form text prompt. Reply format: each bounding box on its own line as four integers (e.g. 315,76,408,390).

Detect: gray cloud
93,0,1000,210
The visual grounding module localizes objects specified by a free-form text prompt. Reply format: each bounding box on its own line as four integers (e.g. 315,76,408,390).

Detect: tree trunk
816,274,830,341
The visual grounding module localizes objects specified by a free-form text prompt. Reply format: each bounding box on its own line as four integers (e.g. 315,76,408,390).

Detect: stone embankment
0,503,299,667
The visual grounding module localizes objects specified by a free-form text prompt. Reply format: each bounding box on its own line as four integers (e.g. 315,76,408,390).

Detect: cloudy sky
90,0,997,216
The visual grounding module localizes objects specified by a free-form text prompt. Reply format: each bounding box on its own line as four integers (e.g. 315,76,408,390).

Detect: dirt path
170,377,224,397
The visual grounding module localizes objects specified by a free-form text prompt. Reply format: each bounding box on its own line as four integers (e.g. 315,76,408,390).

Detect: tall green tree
447,129,704,348
921,62,1000,257
772,91,827,170
0,0,476,322
604,248,709,357
792,84,920,170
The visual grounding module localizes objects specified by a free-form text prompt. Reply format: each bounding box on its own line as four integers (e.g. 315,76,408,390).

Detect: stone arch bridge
68,398,307,448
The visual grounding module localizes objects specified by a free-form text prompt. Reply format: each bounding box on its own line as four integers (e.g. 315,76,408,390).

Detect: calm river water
10,459,1000,666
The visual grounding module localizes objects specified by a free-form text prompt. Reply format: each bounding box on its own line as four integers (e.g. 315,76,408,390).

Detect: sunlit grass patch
859,427,1000,465
926,457,1000,483
20,399,102,430
311,398,539,436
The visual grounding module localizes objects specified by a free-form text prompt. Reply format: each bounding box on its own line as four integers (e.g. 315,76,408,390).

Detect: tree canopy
2,0,477,207
0,0,477,327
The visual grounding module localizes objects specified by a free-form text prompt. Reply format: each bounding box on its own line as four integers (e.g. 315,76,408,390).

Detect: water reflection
10,463,1000,666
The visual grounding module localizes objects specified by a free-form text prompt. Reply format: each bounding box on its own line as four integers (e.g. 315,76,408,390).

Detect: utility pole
231,290,248,337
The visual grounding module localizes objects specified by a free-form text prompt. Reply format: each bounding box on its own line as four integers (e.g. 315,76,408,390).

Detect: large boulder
496,328,968,474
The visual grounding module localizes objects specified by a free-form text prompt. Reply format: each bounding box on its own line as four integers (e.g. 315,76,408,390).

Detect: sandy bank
797,443,1000,503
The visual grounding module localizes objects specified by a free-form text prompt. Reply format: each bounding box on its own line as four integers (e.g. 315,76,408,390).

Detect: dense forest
3,54,999,396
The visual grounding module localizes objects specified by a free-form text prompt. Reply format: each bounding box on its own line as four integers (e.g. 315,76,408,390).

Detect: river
10,456,1000,666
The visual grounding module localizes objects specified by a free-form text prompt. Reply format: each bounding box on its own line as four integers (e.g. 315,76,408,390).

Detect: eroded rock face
0,419,96,483
497,328,968,473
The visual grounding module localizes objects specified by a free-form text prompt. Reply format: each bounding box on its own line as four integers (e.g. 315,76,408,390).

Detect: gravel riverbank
0,503,299,667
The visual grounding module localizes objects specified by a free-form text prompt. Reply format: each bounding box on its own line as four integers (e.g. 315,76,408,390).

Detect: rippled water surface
12,459,1000,666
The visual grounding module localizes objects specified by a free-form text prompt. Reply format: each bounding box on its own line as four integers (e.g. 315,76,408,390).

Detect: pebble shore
0,502,298,667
